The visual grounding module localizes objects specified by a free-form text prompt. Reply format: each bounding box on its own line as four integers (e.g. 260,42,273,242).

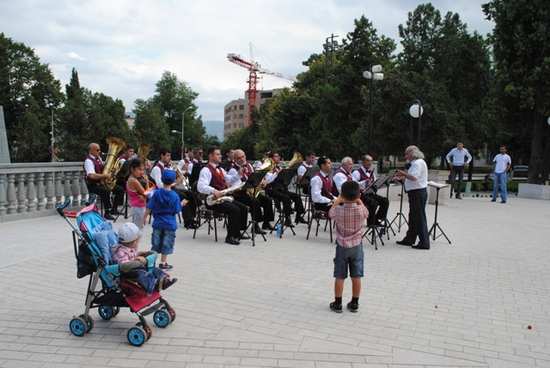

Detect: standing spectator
328,180,369,313
491,146,512,204
394,146,430,250
446,142,472,199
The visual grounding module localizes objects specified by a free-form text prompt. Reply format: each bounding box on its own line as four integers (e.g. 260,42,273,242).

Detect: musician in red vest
197,146,249,245
150,148,197,229
228,149,275,234
310,156,339,212
352,154,389,226
333,156,355,194
296,150,315,194
118,145,136,165
264,151,307,227
84,142,125,220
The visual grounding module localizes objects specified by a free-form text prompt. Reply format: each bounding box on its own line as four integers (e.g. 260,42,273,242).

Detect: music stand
297,167,319,221
427,181,452,244
271,168,298,237
241,169,268,246
389,180,408,233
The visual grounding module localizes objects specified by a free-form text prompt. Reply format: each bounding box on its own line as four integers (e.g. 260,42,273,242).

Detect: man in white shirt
394,145,430,250
491,146,512,204
296,151,315,194
352,155,389,226
446,142,472,199
310,156,338,212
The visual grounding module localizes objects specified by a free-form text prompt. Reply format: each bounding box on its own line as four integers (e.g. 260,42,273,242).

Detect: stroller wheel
113,306,120,316
69,317,87,337
98,306,116,320
136,323,153,341
79,314,94,332
127,326,147,346
153,309,172,328
167,307,176,323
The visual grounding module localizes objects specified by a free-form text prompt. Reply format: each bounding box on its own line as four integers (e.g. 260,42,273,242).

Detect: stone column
36,172,45,212
6,173,16,214
26,172,37,212
17,173,26,213
45,172,54,210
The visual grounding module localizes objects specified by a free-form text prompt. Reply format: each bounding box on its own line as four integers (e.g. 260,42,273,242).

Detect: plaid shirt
329,203,369,248
112,245,136,264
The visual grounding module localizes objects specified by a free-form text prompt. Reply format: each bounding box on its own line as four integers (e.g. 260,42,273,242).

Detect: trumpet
206,181,246,206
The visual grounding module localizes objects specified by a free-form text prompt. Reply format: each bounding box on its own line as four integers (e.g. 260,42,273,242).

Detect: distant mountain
203,120,224,141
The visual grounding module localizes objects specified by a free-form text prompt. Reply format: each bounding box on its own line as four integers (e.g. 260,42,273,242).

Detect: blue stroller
57,197,176,346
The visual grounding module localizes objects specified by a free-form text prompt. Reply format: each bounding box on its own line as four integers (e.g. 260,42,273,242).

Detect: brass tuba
101,137,126,190
286,152,303,169
136,143,151,161
246,157,274,197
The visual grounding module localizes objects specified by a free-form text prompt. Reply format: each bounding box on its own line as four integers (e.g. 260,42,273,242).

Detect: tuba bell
101,137,126,190
286,152,303,169
136,143,151,161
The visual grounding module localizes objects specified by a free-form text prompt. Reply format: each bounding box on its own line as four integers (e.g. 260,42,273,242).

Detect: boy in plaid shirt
328,180,369,313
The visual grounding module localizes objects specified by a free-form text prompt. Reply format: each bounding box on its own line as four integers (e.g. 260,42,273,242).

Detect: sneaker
159,263,173,270
330,302,343,313
162,277,178,290
491,199,496,202
347,301,359,313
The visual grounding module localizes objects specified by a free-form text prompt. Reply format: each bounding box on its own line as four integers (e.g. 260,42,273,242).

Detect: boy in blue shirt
141,170,187,270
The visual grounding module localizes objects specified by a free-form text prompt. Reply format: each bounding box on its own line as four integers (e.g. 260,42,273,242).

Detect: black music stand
241,169,268,246
427,181,452,244
297,167,319,222
271,168,297,238
389,180,408,233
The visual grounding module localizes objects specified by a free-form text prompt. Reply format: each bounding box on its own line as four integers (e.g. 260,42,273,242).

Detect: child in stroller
57,197,176,346
112,223,177,296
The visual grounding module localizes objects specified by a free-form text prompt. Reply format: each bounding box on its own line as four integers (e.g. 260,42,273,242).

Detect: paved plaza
1,194,549,368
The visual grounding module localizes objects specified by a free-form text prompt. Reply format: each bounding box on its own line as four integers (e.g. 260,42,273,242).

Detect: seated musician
150,148,197,229
264,151,307,227
177,149,194,172
310,156,338,212
219,147,234,170
352,154,389,226
186,147,204,187
84,142,125,220
197,146,249,246
333,156,355,194
119,145,136,165
296,150,315,194
255,148,271,168
228,149,275,233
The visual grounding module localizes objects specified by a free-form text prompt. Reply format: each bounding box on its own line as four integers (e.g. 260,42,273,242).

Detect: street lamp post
409,99,423,146
543,116,550,184
323,34,339,85
363,65,384,155
50,106,55,162
180,106,191,160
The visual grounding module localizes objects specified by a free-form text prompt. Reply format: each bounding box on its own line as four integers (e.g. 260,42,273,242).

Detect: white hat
117,223,142,243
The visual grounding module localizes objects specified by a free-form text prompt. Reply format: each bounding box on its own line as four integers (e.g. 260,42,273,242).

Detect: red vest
84,155,103,185
335,167,353,180
205,164,228,190
356,167,375,182
314,172,338,199
228,162,253,196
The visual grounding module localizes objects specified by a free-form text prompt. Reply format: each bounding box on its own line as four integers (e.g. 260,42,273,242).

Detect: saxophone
171,161,190,190
206,181,246,206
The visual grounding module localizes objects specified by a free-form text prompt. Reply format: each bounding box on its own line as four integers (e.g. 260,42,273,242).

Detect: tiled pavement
1,195,549,367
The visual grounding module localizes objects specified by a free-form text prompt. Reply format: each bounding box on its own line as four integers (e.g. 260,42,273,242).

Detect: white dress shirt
405,158,428,191
197,163,240,195
310,172,335,204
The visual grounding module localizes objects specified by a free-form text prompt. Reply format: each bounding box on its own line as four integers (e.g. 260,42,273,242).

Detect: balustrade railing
0,162,91,220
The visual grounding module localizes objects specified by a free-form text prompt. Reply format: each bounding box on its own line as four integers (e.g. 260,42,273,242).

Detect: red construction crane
227,44,295,126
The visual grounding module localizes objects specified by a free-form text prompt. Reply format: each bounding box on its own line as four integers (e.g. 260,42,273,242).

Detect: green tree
483,0,550,182
132,98,169,160
0,33,63,162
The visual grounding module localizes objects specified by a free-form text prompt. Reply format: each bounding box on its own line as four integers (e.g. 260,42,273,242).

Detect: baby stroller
57,196,176,346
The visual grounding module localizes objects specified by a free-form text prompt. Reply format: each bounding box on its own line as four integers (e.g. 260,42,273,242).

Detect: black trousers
404,188,430,246
234,194,274,224
314,202,332,213
174,189,197,225
449,166,465,195
267,189,304,218
88,184,124,212
206,200,248,238
361,193,389,224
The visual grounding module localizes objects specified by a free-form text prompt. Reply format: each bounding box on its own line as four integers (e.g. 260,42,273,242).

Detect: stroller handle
85,194,97,206
56,199,71,217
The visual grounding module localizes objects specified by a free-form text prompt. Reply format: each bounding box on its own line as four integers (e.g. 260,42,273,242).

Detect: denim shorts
333,243,364,279
151,227,176,255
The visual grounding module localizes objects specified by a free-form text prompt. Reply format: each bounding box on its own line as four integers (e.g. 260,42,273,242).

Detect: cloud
67,52,85,61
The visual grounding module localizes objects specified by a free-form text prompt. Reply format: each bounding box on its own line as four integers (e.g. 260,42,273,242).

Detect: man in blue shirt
446,142,472,199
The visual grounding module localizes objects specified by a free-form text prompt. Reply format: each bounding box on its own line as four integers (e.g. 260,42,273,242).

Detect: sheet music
427,181,450,189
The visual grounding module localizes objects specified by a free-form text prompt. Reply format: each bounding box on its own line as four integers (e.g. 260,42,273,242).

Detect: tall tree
483,0,550,183
0,33,63,162
132,98,169,160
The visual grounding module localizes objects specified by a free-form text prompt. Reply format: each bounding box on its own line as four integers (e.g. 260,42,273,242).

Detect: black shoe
376,220,385,227
225,236,240,245
104,212,115,220
296,216,308,224
491,199,496,202
347,301,359,313
412,244,430,250
239,233,251,240
330,302,343,313
284,218,295,228
262,223,275,231
162,278,178,291
456,194,462,199
254,226,267,235
396,239,412,246
185,221,197,229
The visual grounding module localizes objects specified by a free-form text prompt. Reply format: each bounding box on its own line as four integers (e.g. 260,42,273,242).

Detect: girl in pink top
126,159,150,228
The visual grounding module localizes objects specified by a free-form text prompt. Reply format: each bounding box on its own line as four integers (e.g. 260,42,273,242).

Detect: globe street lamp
363,65,384,154
409,99,423,146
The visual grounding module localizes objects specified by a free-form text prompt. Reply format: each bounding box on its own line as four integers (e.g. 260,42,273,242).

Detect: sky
1,0,494,123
